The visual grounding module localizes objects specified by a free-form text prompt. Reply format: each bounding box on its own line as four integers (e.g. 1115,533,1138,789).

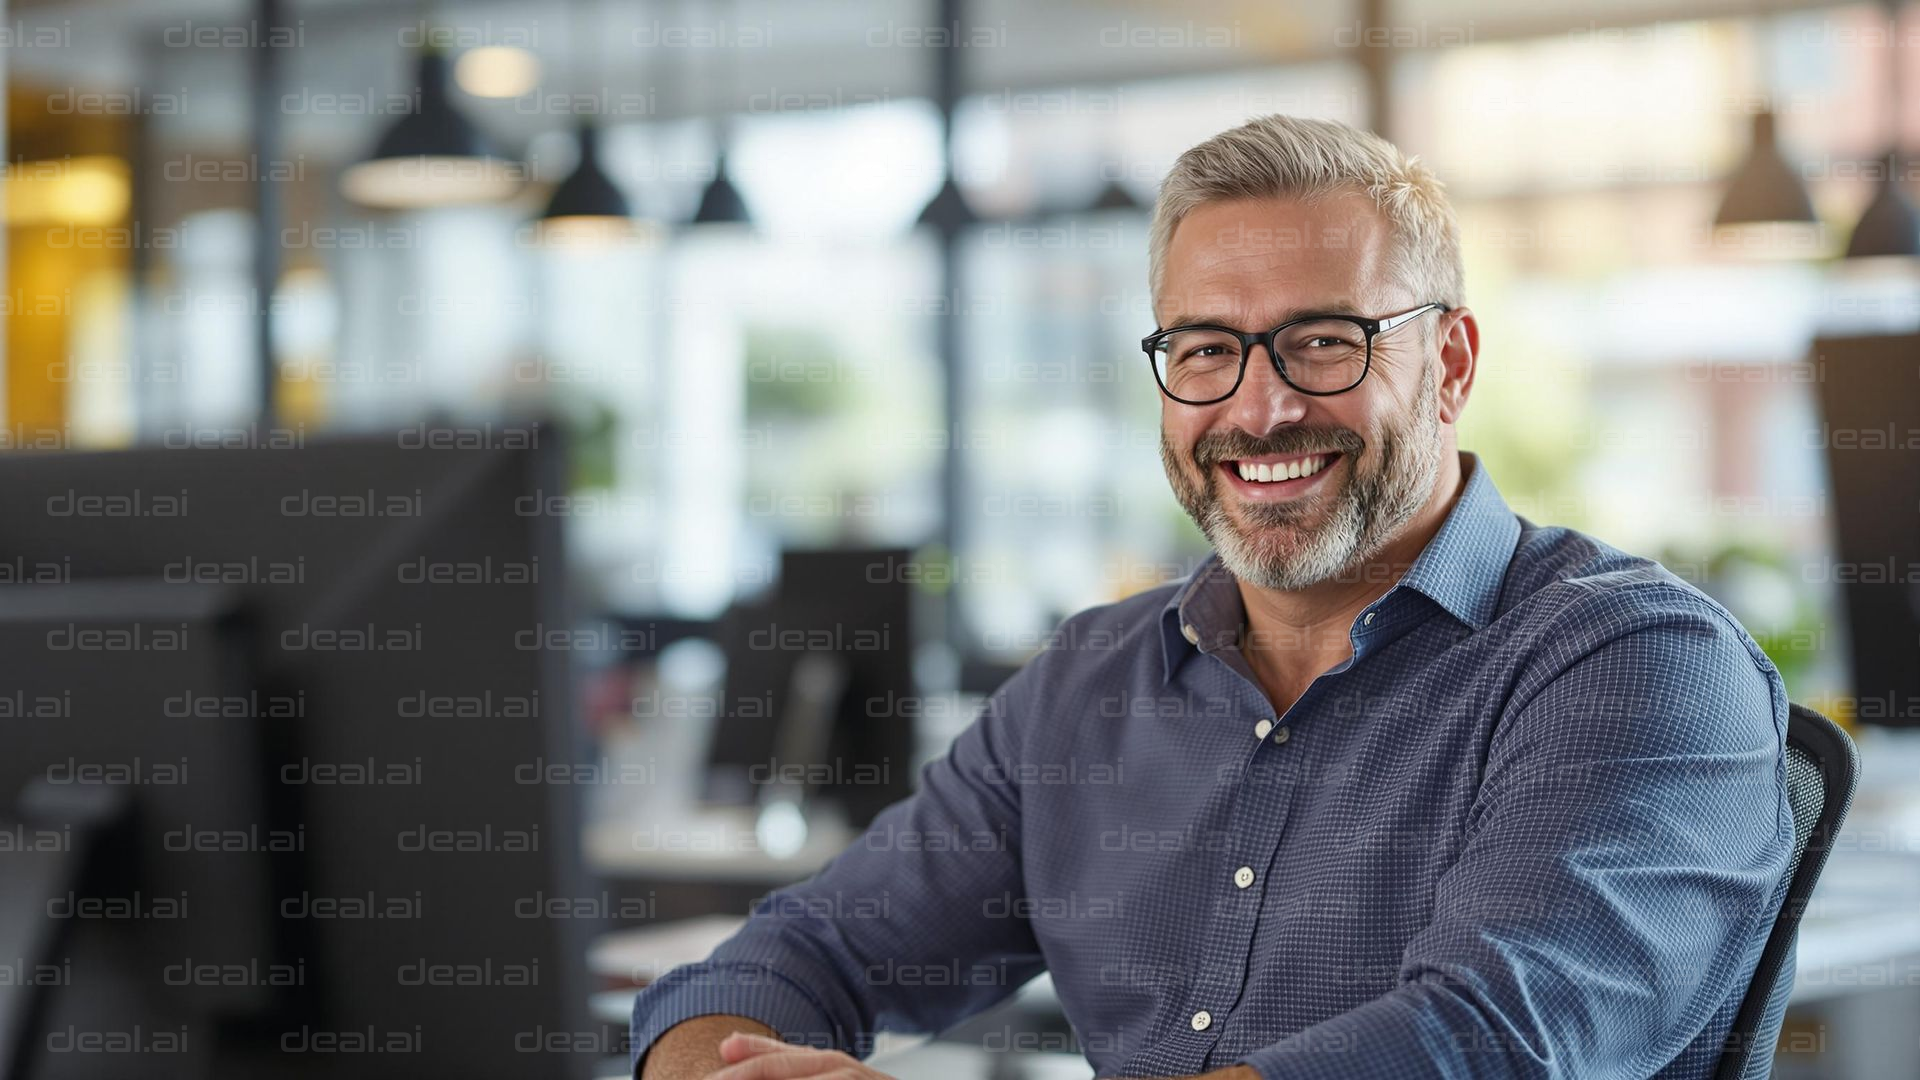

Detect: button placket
1182,696,1299,1045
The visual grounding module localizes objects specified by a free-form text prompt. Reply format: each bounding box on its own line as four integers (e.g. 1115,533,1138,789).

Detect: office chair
1713,702,1859,1080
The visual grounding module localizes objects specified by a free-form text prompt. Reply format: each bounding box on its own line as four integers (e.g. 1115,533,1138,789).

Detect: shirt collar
1158,451,1522,683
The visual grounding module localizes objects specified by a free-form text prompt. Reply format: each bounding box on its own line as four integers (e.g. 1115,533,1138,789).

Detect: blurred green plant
743,324,844,419
561,395,619,491
1656,540,1825,694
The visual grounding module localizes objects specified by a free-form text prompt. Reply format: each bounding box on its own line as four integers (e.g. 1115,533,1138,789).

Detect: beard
1159,363,1444,592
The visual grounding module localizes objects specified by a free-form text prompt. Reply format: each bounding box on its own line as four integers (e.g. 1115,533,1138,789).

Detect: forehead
1156,192,1393,326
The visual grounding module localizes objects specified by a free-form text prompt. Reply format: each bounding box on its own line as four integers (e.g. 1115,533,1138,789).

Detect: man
631,114,1795,1079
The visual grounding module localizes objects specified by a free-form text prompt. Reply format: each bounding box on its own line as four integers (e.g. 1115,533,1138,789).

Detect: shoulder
1493,521,1787,750
1499,520,1774,674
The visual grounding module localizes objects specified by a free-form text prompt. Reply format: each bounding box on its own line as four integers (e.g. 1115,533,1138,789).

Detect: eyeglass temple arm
1376,303,1449,336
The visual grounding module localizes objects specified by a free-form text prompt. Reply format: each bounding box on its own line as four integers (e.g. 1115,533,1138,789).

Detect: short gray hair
1148,114,1464,312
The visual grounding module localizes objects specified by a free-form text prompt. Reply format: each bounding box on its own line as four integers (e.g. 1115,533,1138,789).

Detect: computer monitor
0,429,599,1078
702,548,919,827
1811,332,1920,728
0,580,270,1079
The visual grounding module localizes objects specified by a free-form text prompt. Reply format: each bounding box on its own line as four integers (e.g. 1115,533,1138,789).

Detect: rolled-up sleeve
629,667,1047,1073
1239,587,1796,1079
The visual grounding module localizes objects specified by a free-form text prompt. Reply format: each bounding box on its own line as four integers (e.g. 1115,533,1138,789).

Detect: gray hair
1148,114,1464,312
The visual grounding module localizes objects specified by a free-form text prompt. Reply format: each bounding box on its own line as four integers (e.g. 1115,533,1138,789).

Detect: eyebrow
1160,299,1365,330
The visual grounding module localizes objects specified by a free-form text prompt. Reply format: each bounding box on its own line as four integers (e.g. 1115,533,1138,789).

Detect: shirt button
1271,725,1291,745
1233,866,1254,889
1363,611,1376,626
1182,623,1200,645
1190,1010,1212,1031
1253,719,1273,739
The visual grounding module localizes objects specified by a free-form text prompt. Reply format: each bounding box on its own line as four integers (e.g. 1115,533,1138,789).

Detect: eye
1160,332,1240,364
1279,321,1367,353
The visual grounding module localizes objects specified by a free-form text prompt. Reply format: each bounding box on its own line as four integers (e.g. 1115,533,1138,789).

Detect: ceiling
2,0,1861,159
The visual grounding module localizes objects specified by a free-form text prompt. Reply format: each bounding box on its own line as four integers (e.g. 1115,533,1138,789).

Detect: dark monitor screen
703,548,918,827
1811,332,1920,727
0,581,270,1076
0,430,597,1079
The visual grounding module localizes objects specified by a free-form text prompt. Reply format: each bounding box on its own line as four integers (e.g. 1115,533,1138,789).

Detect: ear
1434,306,1479,425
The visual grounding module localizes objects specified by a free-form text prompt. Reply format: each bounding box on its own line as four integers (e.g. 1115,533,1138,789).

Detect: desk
591,924,1079,1080
586,807,855,884
1766,728,1920,1078
1791,850,1920,1007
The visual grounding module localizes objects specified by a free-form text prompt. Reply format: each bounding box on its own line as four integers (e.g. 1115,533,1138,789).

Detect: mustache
1191,426,1364,467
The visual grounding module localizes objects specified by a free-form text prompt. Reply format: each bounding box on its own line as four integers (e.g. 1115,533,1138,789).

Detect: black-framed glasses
1143,302,1449,404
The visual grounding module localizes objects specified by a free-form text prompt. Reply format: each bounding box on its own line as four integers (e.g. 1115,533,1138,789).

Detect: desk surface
586,806,855,883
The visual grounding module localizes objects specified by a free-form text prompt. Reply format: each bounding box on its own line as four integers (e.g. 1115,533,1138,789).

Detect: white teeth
1235,454,1330,484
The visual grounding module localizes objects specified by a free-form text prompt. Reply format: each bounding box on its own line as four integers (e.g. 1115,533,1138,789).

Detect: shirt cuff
629,962,845,1078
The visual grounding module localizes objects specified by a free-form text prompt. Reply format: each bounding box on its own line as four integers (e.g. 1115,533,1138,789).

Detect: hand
705,1032,897,1080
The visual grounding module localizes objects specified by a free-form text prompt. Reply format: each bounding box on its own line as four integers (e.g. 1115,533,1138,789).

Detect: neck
1236,451,1469,693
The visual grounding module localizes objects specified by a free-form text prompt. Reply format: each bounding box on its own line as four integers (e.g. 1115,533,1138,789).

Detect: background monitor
0,429,599,1078
1811,332,1920,728
702,548,918,828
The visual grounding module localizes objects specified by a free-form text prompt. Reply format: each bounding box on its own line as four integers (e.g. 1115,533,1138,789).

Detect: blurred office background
4,0,1920,1077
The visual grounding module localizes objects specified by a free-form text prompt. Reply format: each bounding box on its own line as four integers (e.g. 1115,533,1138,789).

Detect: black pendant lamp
536,0,645,244
341,49,519,209
916,175,976,230
538,123,639,245
1712,109,1826,257
916,0,973,231
1085,131,1145,214
1088,176,1145,213
692,148,750,225
690,0,750,227
1845,152,1920,259
1714,110,1818,229
1844,0,1918,259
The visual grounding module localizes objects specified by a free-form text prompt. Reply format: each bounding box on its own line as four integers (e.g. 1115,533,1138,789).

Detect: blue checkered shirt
632,452,1796,1078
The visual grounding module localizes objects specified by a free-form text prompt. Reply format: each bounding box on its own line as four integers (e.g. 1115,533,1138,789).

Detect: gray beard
1160,368,1443,592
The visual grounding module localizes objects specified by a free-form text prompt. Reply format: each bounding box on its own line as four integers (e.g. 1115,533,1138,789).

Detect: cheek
1321,400,1379,440
1160,409,1198,458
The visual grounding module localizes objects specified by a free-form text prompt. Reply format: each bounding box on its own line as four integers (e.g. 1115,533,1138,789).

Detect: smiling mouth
1217,451,1341,486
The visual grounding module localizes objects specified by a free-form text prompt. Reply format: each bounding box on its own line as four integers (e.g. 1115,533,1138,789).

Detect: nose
1218,339,1308,435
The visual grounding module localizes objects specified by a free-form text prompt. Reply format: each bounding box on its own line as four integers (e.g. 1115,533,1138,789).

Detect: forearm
631,677,1048,1074
1235,979,1527,1080
640,1014,777,1080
